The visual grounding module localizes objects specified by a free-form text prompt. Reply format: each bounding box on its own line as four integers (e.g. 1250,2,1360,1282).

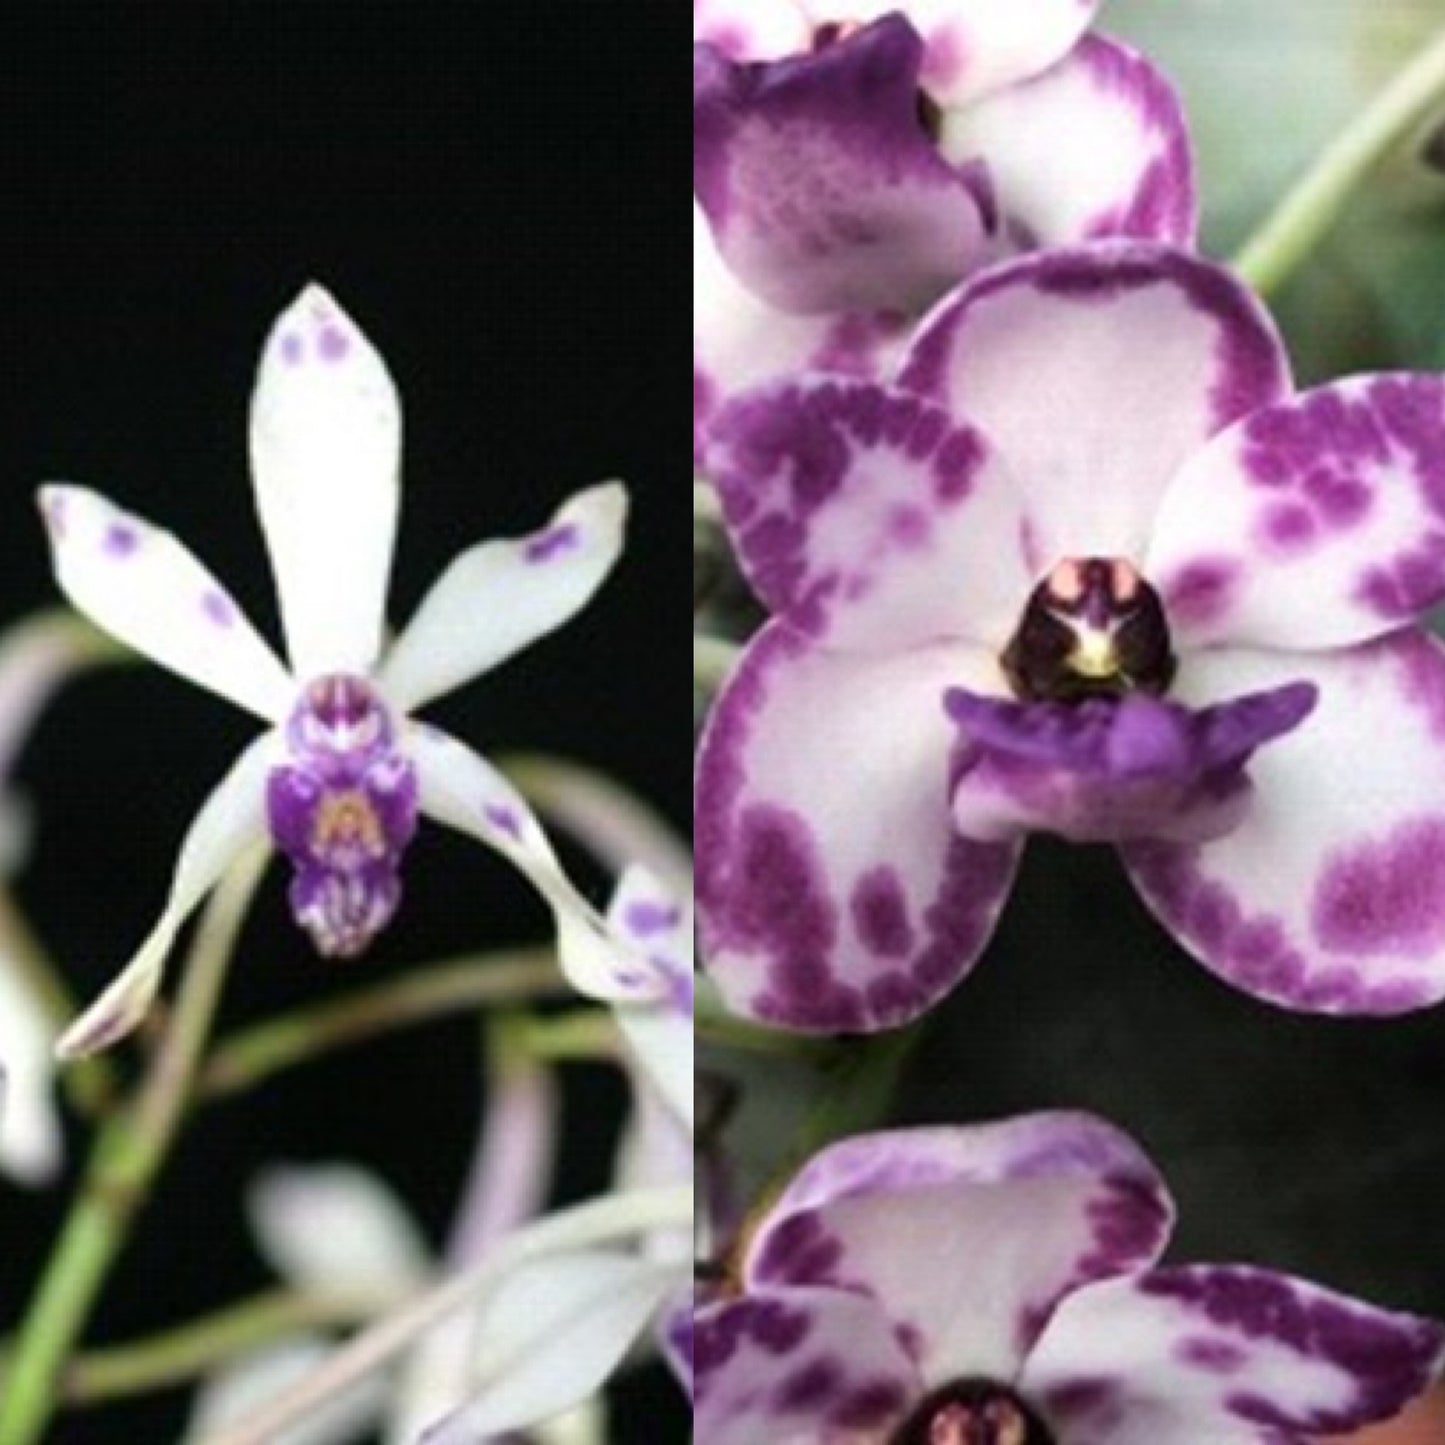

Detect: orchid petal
1025,1267,1445,1442
898,243,1291,565
379,483,626,715
694,203,908,465
1123,634,1445,1015
941,36,1195,248
608,867,694,1131
249,285,401,679
617,1002,694,1145
804,0,1099,107
615,1089,694,1266
694,19,989,316
707,377,1032,653
748,1114,1173,1387
184,1339,389,1445
693,0,808,59
249,1163,430,1296
692,1288,918,1444
408,727,647,1003
0,951,61,1185
57,732,277,1059
1149,375,1445,651
696,623,1021,1032
37,485,293,721
419,1252,675,1442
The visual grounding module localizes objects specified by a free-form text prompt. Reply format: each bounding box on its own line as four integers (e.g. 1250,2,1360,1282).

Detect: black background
0,4,685,1441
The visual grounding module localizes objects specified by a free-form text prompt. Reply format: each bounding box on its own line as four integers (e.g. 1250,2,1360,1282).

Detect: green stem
1233,22,1445,295
197,947,561,1104
63,1288,393,1407
694,634,741,696
0,850,264,1445
518,1008,619,1063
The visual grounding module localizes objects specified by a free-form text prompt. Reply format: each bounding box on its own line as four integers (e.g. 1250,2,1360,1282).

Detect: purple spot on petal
625,899,683,937
1162,557,1239,631
103,522,140,558
201,590,237,628
1313,817,1445,960
1260,501,1316,553
849,866,915,959
1177,1336,1247,1373
524,521,580,564
484,804,524,842
280,332,305,366
317,323,350,362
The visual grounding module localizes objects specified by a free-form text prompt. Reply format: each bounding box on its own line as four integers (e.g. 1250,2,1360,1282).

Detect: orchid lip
267,673,419,958
891,1379,1057,1445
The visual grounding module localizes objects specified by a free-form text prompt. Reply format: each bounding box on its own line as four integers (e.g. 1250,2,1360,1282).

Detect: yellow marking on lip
1067,626,1120,680
312,789,385,856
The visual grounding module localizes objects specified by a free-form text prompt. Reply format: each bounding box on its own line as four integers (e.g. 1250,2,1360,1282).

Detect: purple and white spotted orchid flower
41,285,637,1059
688,1113,1445,1444
693,0,1195,460
699,241,1445,1030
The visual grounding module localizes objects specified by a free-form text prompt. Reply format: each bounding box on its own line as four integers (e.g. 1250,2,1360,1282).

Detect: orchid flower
39,285,638,1059
699,241,1445,1030
688,1112,1445,1443
693,0,1195,459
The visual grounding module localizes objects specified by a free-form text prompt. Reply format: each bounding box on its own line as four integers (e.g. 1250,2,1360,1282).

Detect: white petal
249,1163,431,1296
409,727,655,1004
614,1090,694,1270
418,1253,675,1442
249,285,401,678
0,948,62,1185
1123,635,1445,1015
37,485,294,721
380,483,627,714
940,35,1195,248
57,732,277,1059
693,203,909,467
184,1339,387,1445
694,0,809,58
617,1007,693,1139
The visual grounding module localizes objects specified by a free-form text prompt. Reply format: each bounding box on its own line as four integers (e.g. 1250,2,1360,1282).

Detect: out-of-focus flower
700,241,1445,1030
0,611,126,1183
693,0,1195,458
418,867,694,1442
688,1112,1445,1443
191,866,694,1442
40,285,639,1059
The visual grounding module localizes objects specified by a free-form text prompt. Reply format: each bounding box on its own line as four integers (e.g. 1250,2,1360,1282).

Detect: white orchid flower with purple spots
39,285,635,1059
693,0,1195,460
688,1112,1445,1444
699,240,1445,1031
